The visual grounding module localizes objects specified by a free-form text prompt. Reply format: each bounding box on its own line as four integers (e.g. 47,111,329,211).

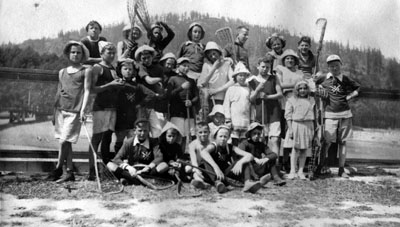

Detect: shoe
56,172,75,183
120,178,128,186
273,176,286,186
297,172,307,180
243,180,262,193
87,168,96,181
338,167,349,178
46,168,62,181
260,174,271,186
286,172,297,180
215,181,227,193
191,179,210,189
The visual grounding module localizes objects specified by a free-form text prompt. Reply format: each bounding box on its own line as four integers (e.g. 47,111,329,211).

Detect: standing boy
223,26,250,69
317,55,360,178
249,56,283,156
81,20,107,65
147,21,175,63
47,41,91,183
88,41,124,180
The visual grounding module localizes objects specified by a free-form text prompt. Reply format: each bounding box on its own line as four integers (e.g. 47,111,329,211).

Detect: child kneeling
200,125,262,193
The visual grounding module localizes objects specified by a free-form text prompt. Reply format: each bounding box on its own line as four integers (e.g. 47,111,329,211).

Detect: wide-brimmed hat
187,22,205,40
232,62,250,77
212,125,231,139
265,33,286,49
326,54,342,64
160,52,177,62
280,49,299,66
245,122,264,138
134,45,156,61
208,105,224,117
63,41,90,62
204,41,222,55
177,57,190,65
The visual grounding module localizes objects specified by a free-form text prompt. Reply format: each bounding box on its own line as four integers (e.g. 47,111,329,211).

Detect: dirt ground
1,167,400,227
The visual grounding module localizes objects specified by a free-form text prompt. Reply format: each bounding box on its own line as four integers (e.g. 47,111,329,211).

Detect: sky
0,0,399,59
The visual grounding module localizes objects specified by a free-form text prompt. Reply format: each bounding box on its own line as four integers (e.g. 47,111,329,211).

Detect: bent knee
107,162,118,172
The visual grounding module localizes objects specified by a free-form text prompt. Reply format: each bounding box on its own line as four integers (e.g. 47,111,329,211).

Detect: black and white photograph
0,0,399,226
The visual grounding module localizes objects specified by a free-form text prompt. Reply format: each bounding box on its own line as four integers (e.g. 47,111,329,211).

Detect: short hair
236,25,249,35
196,121,210,130
258,55,274,65
86,20,102,32
100,43,116,54
298,36,312,46
134,119,150,129
116,60,137,77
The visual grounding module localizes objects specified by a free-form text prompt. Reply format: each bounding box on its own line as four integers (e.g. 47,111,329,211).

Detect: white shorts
170,117,195,137
92,110,116,134
54,110,82,143
324,118,353,143
263,121,281,138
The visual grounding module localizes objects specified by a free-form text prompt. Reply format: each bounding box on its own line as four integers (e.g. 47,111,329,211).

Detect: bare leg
289,147,298,178
297,149,307,179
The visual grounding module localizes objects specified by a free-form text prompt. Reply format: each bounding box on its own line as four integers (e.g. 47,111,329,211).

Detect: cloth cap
245,122,264,138
208,105,224,117
134,45,156,61
63,41,90,62
160,52,177,62
187,22,205,40
232,62,250,77
326,54,342,64
177,57,190,65
280,49,299,65
204,41,222,55
212,125,231,139
265,33,286,49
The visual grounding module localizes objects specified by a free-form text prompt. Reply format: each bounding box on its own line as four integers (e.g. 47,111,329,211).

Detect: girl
177,22,205,80
198,41,234,113
47,41,91,183
223,62,253,146
265,33,286,72
117,24,143,60
284,80,315,180
200,125,261,194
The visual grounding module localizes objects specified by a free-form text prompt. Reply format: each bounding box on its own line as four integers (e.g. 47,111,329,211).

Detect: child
159,52,177,86
200,125,262,194
239,122,286,186
265,33,286,72
223,62,253,146
88,41,124,180
117,23,143,60
249,56,283,156
188,122,212,189
198,41,234,114
167,57,199,146
177,22,205,80
207,104,225,139
223,25,250,69
47,41,91,183
317,55,360,178
81,20,107,65
284,81,315,180
297,36,316,79
135,45,167,137
114,58,158,153
107,119,168,185
146,21,175,63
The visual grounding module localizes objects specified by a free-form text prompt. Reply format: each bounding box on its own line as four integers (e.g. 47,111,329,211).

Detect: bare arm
263,79,283,100
80,67,92,120
200,144,224,180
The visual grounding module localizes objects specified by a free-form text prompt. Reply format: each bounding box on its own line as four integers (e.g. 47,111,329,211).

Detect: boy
249,56,283,156
201,125,262,194
207,104,225,139
135,45,167,137
146,21,175,63
81,20,107,65
47,41,91,183
316,55,360,178
88,41,124,180
167,57,199,146
239,122,286,186
223,25,250,69
107,119,168,185
188,122,212,189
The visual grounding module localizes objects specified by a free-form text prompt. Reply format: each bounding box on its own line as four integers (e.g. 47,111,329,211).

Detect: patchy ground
1,167,400,227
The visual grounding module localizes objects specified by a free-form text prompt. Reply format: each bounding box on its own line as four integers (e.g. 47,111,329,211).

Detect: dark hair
258,55,274,65
134,119,150,128
86,20,102,32
196,122,210,130
116,60,138,78
188,24,205,41
298,36,312,46
236,25,249,35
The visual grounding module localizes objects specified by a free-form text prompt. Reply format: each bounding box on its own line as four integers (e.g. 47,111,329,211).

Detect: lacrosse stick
82,121,124,194
133,164,175,190
215,27,236,63
135,0,151,32
127,0,138,35
174,172,202,198
186,89,192,149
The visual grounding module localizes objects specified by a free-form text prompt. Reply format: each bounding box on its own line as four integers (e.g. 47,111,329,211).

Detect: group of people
46,19,360,194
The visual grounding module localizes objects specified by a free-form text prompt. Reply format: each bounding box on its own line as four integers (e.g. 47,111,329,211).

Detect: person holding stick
146,21,175,63
200,125,262,194
167,57,199,150
117,23,143,60
46,41,91,183
223,25,250,69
